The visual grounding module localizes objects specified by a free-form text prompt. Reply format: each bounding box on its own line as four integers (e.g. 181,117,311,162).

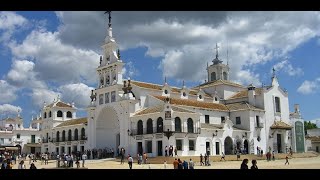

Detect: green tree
304,121,317,135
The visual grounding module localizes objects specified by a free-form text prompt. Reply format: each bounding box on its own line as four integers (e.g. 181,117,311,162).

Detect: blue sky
1,11,320,127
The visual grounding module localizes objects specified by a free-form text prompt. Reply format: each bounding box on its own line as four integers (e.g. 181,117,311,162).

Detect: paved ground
13,155,320,169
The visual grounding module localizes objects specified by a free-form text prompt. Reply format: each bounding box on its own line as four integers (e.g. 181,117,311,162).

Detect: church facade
86,13,306,157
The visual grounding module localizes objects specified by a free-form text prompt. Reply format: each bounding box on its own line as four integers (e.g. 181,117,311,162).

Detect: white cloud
56,11,320,85
58,83,94,109
0,80,17,103
0,11,28,43
7,60,45,88
273,60,303,76
123,61,139,79
297,78,320,94
0,104,22,117
31,88,60,108
9,30,100,84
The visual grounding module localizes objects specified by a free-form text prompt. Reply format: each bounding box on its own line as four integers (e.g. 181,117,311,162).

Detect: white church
85,12,306,157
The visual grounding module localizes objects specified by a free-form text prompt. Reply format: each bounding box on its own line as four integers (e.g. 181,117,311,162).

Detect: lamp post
164,129,174,140
212,130,218,137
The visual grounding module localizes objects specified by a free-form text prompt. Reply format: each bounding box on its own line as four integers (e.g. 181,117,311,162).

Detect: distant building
305,128,320,152
0,114,41,154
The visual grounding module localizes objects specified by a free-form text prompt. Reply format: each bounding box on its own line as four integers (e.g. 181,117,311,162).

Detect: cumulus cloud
0,11,28,43
0,104,22,117
6,60,46,88
297,78,320,94
123,61,139,79
56,11,320,85
273,59,303,76
31,88,61,107
58,83,94,109
0,80,17,103
9,30,100,84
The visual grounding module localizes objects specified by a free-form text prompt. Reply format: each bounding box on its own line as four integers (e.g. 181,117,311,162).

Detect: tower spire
227,43,229,66
215,43,219,59
105,11,112,28
272,67,276,78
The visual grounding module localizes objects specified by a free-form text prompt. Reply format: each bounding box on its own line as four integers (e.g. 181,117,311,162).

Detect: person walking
220,152,226,161
81,153,87,168
285,155,289,165
18,160,26,169
189,158,195,169
250,160,258,169
240,159,249,169
272,151,275,161
127,155,133,169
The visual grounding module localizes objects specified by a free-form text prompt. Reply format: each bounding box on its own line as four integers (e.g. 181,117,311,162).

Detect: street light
164,129,174,140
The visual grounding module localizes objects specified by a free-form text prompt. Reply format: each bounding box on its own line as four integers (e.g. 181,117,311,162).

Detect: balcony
129,127,201,136
51,135,87,143
255,122,264,128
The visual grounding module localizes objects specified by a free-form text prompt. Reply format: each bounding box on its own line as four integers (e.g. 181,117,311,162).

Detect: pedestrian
30,163,37,169
81,153,87,167
127,155,133,169
240,159,249,169
272,151,275,161
200,154,204,166
250,160,258,169
165,146,168,157
75,159,80,168
220,152,226,161
189,158,195,169
18,160,26,169
236,151,241,161
163,160,167,169
285,156,289,165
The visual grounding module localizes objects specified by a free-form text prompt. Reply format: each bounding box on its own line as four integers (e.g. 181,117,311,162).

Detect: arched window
56,131,60,142
187,118,194,133
157,117,163,133
74,129,78,140
137,120,143,135
67,111,72,118
57,110,63,117
17,134,21,139
81,128,86,140
62,130,66,141
175,117,182,132
223,72,228,80
44,112,47,118
275,97,281,113
68,129,72,141
49,111,52,117
211,72,216,81
147,118,153,134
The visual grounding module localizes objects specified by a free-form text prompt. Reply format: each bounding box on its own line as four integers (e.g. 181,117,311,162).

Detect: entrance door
31,147,35,154
68,147,71,154
277,134,282,153
56,147,59,154
316,146,319,153
215,142,220,155
157,141,163,156
244,140,249,154
206,142,210,155
116,133,120,151
137,142,143,155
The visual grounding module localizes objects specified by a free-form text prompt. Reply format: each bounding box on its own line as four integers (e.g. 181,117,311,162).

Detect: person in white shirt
127,155,133,169
82,153,87,168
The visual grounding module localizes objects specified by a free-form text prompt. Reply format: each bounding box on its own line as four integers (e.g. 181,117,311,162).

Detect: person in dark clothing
240,158,249,169
251,160,258,169
285,156,289,165
30,163,37,169
177,159,183,169
200,154,204,166
182,160,188,169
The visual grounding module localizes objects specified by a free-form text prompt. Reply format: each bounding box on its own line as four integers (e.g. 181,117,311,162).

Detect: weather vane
105,11,112,28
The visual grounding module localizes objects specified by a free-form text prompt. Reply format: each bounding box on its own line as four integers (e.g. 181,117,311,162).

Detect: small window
111,91,116,102
189,140,195,151
205,115,210,124
99,94,104,105
164,89,168,94
221,116,225,123
57,111,63,118
146,141,152,153
67,111,72,118
17,134,21,139
183,92,186,97
199,95,202,99
105,93,110,104
275,97,281,113
215,97,218,101
8,138,12,142
236,117,241,125
18,124,20,128
44,112,47,118
49,111,52,117
256,116,260,127
176,139,183,150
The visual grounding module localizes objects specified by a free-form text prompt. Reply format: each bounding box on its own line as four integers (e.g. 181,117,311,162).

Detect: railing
130,127,201,136
51,136,86,143
26,140,37,144
255,122,264,128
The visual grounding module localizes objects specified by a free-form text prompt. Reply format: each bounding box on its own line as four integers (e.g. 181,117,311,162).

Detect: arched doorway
96,107,120,150
15,144,21,155
236,139,242,153
224,136,233,155
244,140,249,154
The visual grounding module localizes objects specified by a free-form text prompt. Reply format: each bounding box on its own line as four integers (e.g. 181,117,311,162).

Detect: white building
305,128,320,152
86,13,306,157
31,96,88,154
0,114,41,154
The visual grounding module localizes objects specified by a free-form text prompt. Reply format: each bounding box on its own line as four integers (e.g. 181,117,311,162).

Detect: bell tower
97,11,124,89
207,43,230,82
